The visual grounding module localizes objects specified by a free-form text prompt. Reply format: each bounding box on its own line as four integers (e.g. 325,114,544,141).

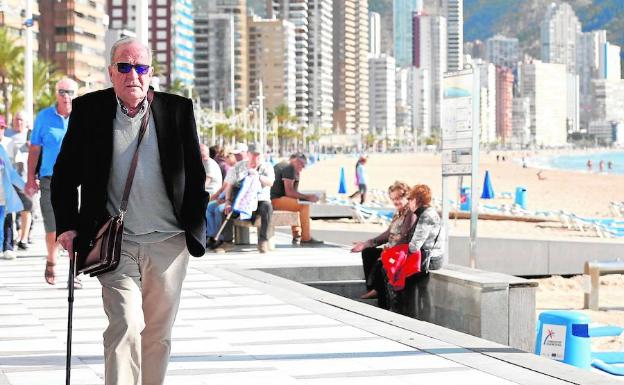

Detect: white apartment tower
413,10,447,133
194,0,248,110
307,0,334,133
333,0,369,135
369,55,396,140
369,12,381,57
520,60,568,146
268,1,310,125
540,2,581,73
441,0,463,71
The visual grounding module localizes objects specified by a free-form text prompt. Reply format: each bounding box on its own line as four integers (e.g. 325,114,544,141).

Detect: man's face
108,42,153,107
293,158,306,173
12,113,24,131
56,80,77,112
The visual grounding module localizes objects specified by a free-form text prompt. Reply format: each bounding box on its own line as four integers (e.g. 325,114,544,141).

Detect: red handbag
381,244,422,290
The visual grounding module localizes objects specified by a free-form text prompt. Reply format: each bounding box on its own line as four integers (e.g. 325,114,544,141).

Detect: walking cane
66,249,76,385
214,211,233,240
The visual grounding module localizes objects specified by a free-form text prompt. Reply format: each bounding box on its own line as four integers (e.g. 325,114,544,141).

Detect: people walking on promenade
271,153,324,246
0,116,25,260
350,181,416,307
5,111,33,250
25,77,78,284
349,155,368,204
51,37,207,385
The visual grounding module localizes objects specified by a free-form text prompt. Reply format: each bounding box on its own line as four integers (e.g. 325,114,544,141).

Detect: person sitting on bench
223,143,275,253
270,153,323,246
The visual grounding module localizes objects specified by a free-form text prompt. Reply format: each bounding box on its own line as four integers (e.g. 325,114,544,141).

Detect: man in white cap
222,142,274,253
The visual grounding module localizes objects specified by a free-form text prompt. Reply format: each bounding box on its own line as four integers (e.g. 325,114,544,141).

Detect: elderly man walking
51,37,207,385
26,77,78,284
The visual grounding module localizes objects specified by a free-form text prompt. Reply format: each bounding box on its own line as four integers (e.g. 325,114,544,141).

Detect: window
156,30,167,39
112,8,122,17
156,41,167,50
156,8,167,17
157,19,167,28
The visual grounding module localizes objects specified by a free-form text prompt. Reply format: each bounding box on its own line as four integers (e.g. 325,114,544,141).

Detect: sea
528,151,624,175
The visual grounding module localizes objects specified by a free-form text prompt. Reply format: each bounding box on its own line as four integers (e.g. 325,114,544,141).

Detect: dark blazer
51,88,208,257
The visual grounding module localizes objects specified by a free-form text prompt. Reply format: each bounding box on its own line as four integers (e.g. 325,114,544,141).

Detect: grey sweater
106,104,182,243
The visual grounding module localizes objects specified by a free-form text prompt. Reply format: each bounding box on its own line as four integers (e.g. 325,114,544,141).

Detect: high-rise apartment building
486,35,519,69
496,66,514,143
307,0,334,132
369,54,396,140
520,60,568,146
477,60,496,144
38,0,108,91
577,30,606,129
412,10,446,133
194,0,248,110
394,0,421,68
369,12,381,57
599,42,621,80
333,0,369,135
269,1,310,125
441,0,463,71
410,67,430,142
591,79,624,123
248,16,296,114
540,2,580,73
107,0,195,89
511,97,531,147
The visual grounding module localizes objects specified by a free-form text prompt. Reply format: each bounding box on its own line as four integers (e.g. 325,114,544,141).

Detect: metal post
258,79,265,153
469,66,481,269
24,0,34,130
229,13,236,113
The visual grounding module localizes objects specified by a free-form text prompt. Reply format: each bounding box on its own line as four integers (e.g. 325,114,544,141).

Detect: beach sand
298,152,624,351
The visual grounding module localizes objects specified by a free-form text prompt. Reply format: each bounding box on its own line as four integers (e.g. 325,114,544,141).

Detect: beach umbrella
338,167,347,194
481,170,495,199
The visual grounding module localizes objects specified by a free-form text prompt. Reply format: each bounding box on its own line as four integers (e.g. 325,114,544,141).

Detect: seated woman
387,183,444,316
351,181,416,308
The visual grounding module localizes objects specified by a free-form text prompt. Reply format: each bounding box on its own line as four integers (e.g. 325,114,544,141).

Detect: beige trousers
97,233,189,385
270,196,311,241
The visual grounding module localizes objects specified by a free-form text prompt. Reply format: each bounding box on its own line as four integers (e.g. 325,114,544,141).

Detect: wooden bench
234,210,301,249
583,259,624,310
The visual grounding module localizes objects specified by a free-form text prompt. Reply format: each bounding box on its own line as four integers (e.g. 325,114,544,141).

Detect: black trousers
3,213,13,252
361,247,389,309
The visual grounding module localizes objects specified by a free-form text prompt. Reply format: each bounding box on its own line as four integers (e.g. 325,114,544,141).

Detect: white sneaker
3,250,16,260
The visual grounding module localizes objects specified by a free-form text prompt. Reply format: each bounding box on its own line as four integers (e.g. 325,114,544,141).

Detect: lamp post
24,0,34,129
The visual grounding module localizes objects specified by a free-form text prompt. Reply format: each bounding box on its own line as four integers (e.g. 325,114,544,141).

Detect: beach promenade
0,229,618,384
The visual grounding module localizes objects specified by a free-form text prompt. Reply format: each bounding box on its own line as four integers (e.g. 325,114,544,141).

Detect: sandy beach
299,152,624,351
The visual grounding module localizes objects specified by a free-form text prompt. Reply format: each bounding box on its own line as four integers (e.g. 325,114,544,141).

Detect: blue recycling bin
535,311,592,369
460,187,471,211
515,186,527,210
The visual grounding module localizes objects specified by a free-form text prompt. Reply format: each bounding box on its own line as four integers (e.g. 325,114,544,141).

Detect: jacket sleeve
51,98,83,236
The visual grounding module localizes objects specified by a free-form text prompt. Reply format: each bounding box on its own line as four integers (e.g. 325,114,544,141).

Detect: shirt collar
116,96,147,117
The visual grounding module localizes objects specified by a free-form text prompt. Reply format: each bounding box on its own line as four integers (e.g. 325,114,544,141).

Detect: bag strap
118,89,154,218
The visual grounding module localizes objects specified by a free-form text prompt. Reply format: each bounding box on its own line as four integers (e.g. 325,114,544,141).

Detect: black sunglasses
116,62,151,75
58,89,75,96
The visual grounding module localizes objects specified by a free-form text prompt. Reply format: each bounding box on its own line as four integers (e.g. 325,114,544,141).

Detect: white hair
109,37,153,64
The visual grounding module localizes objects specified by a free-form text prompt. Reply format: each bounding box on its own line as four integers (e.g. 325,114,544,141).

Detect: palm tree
32,59,61,113
268,104,299,155
0,28,24,116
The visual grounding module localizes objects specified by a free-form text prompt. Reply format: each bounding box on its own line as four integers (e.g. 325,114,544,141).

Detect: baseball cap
0,116,6,128
247,142,262,154
232,142,248,154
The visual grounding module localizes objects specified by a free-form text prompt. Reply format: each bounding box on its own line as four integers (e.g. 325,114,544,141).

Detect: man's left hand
57,230,78,259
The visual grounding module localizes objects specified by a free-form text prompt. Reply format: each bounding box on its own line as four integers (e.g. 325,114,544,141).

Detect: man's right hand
305,193,319,203
25,179,39,197
351,241,367,253
57,230,78,259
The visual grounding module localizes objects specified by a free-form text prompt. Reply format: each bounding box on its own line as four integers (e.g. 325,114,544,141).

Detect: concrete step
304,279,366,299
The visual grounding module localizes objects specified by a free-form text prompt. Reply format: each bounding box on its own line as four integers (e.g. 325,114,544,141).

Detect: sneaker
257,241,269,254
300,238,324,246
212,242,235,254
16,241,28,251
292,236,301,246
3,250,16,260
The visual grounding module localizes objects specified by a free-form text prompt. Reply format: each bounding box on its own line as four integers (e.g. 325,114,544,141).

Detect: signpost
441,67,480,268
